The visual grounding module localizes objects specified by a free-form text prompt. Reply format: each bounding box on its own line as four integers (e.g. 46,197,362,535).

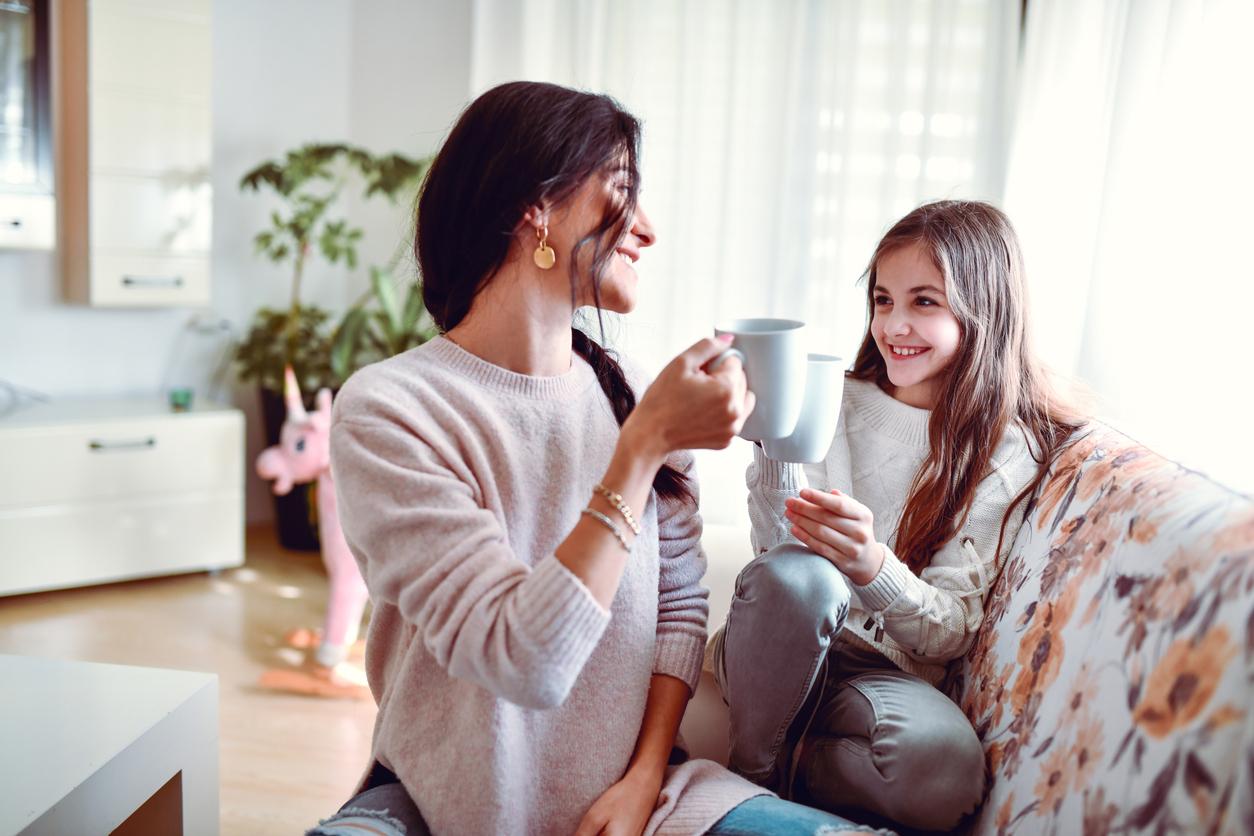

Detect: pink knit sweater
329,337,765,836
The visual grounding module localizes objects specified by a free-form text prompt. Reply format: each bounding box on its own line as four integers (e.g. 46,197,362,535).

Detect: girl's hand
785,488,886,585
573,769,661,836
622,336,755,459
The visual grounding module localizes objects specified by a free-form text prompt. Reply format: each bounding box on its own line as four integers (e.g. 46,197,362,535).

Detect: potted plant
235,143,433,549
331,266,439,382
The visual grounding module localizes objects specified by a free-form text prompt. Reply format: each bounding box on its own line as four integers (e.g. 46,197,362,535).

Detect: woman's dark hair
416,81,691,504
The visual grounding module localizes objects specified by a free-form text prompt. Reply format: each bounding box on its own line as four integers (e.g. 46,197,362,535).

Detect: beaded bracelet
581,507,631,552
592,482,641,535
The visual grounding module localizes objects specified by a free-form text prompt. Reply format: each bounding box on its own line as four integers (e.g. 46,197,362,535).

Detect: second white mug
762,353,846,463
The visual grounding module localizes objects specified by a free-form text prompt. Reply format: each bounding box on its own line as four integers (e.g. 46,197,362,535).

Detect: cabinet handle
88,437,157,452
7,218,22,229
122,275,184,288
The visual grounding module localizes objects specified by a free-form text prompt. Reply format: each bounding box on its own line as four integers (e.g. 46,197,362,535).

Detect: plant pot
258,386,321,552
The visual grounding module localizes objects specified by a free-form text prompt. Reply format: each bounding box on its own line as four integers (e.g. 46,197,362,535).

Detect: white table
0,655,218,835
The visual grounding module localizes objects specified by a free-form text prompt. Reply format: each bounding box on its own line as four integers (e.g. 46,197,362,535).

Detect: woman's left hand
785,488,886,585
574,769,662,836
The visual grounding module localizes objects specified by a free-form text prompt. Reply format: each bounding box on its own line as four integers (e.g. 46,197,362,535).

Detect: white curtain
1005,0,1254,494
471,0,1021,524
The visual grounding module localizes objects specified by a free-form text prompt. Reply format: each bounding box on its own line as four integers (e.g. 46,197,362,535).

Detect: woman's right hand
623,335,755,458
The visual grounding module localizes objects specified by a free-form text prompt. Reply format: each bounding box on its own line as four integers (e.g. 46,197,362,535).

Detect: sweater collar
844,377,932,448
425,336,596,400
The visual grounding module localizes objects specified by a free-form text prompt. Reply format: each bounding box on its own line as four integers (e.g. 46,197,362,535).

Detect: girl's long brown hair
850,201,1086,574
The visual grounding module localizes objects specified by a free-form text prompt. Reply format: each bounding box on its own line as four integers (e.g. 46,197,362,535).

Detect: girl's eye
873,295,892,306
915,297,937,307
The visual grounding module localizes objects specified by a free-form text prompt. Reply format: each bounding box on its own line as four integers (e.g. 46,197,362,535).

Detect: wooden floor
0,526,376,835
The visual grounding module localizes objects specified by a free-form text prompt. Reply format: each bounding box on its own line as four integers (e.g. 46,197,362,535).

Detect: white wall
0,0,475,523
347,0,472,288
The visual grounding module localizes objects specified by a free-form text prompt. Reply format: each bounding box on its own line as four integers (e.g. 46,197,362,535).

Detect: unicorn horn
283,365,308,421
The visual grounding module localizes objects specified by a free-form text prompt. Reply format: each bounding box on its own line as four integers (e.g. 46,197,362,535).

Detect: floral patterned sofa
949,423,1253,835
683,423,1253,834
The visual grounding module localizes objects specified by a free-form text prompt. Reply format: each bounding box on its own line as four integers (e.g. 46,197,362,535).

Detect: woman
311,82,884,836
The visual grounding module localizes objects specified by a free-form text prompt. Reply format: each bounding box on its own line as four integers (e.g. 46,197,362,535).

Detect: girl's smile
886,344,931,359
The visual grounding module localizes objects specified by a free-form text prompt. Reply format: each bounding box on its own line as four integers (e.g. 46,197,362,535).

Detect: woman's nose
632,203,656,248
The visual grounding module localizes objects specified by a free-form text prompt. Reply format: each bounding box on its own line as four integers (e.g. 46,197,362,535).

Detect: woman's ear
520,203,550,233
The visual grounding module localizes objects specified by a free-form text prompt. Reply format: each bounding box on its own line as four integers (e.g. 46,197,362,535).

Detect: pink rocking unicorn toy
255,366,370,699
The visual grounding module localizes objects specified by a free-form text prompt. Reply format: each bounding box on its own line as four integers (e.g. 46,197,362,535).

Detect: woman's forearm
625,673,691,782
554,420,668,608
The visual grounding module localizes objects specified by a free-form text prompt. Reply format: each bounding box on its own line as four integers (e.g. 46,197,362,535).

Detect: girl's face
550,167,656,314
871,241,962,409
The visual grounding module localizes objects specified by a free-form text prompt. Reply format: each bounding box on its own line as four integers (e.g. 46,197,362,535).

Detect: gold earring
533,225,556,270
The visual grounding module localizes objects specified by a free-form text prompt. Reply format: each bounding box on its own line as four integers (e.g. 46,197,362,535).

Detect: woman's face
548,166,656,314
871,241,962,409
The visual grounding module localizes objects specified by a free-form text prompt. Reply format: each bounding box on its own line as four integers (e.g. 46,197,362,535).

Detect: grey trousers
713,544,986,833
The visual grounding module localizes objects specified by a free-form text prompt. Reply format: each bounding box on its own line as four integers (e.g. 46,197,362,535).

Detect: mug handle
704,347,745,373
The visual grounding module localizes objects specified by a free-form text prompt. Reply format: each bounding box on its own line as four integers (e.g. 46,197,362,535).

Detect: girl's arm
858,495,1030,662
575,674,690,836
786,448,1034,663
746,445,829,557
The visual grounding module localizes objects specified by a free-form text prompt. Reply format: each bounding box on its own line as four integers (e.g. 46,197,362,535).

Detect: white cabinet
0,194,56,250
0,397,244,596
56,0,213,307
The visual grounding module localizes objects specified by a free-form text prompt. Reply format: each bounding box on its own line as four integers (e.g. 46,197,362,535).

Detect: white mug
711,318,808,441
762,353,846,463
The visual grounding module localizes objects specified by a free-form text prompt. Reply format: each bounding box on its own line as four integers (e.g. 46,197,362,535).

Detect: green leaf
401,283,424,333
330,307,369,382
372,267,402,343
365,323,390,356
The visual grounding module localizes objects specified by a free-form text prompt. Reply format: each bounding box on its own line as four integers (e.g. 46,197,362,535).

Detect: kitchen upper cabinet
57,0,212,307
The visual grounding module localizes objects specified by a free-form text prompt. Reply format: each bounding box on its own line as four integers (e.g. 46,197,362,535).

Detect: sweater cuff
654,631,707,694
517,556,613,661
751,445,806,492
855,544,913,611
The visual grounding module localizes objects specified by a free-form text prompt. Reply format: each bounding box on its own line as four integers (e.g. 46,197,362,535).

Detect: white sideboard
0,397,243,596
0,655,218,835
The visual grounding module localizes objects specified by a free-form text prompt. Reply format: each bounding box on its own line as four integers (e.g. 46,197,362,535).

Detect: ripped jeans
308,786,887,836
306,763,428,836
308,765,890,835
714,544,987,833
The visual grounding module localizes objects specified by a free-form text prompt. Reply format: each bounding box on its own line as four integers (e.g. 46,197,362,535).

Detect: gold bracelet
581,508,631,552
592,483,641,535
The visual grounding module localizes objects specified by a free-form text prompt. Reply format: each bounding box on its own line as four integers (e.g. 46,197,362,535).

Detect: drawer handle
122,275,184,288
7,218,22,229
88,437,157,452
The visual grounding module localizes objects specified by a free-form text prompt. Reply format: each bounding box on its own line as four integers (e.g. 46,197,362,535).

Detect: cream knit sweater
745,377,1040,685
329,337,765,836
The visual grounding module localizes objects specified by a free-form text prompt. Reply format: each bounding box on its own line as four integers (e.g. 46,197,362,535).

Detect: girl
713,200,1085,832
312,82,882,836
